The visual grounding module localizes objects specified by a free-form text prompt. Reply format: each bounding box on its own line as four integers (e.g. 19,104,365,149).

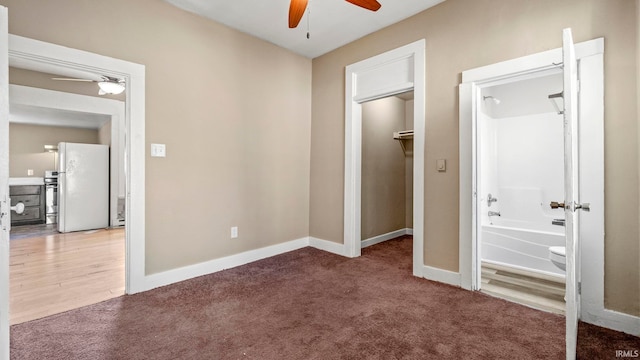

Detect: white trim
344,39,426,278
9,84,123,125
582,309,640,337
309,237,349,257
144,237,310,291
361,228,411,248
354,82,414,104
421,266,461,287
0,6,9,360
458,82,475,291
6,35,146,297
461,38,604,84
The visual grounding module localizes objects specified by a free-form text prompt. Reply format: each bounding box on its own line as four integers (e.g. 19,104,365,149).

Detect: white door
0,6,10,360
562,27,581,360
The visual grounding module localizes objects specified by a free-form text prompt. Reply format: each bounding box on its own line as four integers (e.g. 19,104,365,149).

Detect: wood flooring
9,227,125,325
481,262,566,315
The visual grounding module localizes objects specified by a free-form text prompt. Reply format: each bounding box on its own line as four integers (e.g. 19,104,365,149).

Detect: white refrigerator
57,142,109,233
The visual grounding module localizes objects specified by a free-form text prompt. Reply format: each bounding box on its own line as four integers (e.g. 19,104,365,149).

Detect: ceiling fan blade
289,0,308,28
345,0,381,11
51,77,94,82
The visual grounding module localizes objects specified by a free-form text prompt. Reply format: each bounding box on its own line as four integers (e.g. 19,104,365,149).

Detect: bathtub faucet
488,211,501,217
487,193,498,207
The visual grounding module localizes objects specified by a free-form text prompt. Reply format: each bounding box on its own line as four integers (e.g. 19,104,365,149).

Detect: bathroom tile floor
481,262,566,315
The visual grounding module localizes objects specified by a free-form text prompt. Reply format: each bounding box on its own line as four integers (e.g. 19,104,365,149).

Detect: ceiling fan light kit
98,81,126,95
52,75,126,95
288,0,381,29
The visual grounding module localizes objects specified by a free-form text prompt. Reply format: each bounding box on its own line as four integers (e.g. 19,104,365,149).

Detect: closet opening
361,91,414,266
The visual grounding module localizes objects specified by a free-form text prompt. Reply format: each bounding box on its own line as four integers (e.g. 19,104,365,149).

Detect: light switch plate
150,143,166,158
436,159,446,172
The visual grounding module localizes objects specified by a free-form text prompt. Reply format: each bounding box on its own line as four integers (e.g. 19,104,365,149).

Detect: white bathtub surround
482,218,565,277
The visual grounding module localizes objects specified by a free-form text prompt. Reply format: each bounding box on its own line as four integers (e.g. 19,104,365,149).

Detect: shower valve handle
550,201,565,209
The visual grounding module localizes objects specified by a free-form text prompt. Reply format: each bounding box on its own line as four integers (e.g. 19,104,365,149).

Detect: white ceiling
163,0,445,59
483,72,563,119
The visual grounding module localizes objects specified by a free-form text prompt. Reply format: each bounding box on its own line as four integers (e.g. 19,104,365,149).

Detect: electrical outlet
231,226,238,239
27,169,34,176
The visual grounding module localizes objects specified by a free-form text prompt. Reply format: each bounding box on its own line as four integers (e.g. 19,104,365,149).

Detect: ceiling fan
288,0,382,28
52,75,126,95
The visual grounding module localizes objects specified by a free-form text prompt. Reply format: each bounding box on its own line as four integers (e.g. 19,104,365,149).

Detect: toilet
548,246,566,271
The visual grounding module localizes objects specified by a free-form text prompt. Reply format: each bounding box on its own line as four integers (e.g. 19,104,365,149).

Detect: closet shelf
393,130,414,140
393,130,414,155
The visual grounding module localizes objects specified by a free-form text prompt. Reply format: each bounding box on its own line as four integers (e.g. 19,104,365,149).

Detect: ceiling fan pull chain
306,3,311,39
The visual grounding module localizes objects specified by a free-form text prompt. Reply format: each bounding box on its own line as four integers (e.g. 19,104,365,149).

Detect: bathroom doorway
460,33,607,358
475,70,567,314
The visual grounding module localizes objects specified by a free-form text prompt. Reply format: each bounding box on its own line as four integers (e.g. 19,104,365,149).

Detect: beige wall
98,121,111,146
361,96,406,240
1,0,312,274
9,123,99,177
310,0,640,315
3,0,638,316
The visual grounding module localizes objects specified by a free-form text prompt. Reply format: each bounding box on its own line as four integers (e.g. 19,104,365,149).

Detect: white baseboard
139,233,638,337
582,307,640,336
361,228,412,248
143,237,309,291
421,265,461,287
309,237,348,256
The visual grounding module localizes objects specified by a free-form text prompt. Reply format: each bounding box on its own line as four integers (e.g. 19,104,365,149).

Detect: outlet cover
231,226,238,239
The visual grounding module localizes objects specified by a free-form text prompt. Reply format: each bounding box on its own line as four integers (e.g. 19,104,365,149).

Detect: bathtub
481,218,566,277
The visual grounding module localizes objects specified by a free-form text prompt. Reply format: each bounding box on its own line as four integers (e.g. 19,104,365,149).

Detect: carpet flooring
9,236,640,359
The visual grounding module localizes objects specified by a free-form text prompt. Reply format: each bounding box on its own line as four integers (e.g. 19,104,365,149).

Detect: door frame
0,34,147,358
0,6,9,360
460,37,637,336
344,39,425,277
9,84,126,227
7,34,146,293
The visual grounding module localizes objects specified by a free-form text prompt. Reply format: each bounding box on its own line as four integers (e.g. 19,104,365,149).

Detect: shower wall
479,78,566,275
483,111,565,226
480,74,565,228
480,110,566,275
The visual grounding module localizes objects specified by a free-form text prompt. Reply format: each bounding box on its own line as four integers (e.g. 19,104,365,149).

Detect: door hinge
578,281,582,295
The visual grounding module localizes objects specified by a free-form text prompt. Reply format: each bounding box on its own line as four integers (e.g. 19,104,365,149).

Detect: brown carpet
9,236,640,359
